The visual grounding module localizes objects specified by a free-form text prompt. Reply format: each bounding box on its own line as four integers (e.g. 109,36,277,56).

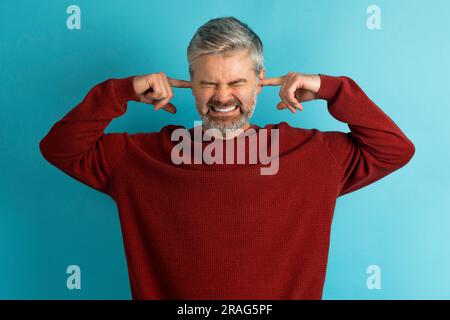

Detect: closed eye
200,79,248,87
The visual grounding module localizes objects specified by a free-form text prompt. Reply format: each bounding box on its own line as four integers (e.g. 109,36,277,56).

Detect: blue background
1,0,449,299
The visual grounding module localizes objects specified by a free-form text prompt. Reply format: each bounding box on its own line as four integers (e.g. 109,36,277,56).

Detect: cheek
194,92,213,112
237,88,257,106
231,88,248,102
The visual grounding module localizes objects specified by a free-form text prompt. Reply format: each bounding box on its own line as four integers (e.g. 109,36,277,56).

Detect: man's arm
315,74,415,196
39,73,191,197
39,76,137,197
261,72,415,197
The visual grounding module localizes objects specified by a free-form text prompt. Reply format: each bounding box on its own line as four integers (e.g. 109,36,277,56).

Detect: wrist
307,74,321,94
113,76,139,104
316,74,342,101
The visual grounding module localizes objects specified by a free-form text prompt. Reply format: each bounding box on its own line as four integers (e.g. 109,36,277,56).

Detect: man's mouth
208,105,240,117
211,105,238,112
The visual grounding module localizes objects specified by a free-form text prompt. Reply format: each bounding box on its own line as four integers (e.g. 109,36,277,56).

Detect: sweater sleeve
39,76,138,197
315,74,415,197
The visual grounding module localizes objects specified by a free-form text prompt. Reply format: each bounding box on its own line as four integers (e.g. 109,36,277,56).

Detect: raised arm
315,74,415,196
39,72,192,197
39,76,137,197
260,72,415,197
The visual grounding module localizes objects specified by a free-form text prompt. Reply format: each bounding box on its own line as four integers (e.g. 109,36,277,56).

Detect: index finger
259,77,284,86
168,77,192,88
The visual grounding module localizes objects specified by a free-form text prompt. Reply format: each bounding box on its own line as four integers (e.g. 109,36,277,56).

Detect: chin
203,115,249,132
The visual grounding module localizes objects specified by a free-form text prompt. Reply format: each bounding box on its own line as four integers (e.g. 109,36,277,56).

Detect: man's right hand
132,72,192,114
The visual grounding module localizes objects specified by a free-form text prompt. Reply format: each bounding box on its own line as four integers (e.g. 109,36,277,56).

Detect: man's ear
256,68,266,94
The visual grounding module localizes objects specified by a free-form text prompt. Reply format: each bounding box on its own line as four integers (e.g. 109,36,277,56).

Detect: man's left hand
259,72,321,113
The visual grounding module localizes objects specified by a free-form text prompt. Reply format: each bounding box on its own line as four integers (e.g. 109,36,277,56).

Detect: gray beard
198,94,257,137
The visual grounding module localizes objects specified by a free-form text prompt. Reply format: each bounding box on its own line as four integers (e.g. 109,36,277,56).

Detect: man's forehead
194,50,254,81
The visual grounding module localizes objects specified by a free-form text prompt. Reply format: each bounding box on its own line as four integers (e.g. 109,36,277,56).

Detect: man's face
190,48,265,136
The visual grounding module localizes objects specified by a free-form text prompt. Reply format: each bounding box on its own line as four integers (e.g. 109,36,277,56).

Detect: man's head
187,17,265,137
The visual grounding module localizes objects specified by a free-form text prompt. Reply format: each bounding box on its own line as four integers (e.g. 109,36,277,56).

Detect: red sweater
39,74,414,299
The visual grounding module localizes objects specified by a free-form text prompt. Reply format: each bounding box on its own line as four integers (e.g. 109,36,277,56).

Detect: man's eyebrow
199,78,248,85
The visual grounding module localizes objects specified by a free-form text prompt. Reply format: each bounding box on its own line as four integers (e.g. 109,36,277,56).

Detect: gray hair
187,16,264,79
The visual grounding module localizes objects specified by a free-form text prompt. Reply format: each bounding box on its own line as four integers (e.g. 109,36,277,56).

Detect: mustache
207,99,241,109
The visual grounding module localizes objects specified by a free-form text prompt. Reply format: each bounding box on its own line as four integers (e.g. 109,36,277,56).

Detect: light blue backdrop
1,0,448,299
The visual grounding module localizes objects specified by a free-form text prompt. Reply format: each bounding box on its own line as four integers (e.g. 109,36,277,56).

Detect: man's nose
214,84,234,102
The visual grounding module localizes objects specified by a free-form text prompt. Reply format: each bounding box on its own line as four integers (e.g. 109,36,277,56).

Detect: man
39,16,415,299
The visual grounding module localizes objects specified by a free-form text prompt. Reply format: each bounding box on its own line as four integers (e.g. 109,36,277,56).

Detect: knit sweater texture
39,74,415,299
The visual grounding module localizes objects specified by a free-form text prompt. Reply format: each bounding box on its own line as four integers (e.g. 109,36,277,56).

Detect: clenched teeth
212,105,238,112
